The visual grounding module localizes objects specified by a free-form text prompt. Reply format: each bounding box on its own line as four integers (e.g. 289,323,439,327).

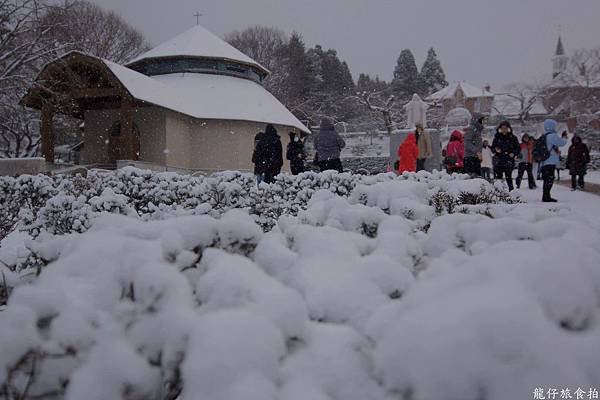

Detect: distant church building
544,34,600,132
22,25,309,172
552,35,568,79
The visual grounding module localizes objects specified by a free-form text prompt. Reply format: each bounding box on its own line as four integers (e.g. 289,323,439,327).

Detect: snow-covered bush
2,167,595,400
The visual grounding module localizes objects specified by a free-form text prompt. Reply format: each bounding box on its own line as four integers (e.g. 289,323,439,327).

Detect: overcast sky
91,0,600,91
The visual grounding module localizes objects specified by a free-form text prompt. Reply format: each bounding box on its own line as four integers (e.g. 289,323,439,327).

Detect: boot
542,185,557,202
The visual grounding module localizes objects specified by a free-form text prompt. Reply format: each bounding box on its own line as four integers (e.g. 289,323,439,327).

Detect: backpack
532,133,551,162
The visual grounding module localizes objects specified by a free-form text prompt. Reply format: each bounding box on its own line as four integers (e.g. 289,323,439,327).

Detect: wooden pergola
21,52,141,164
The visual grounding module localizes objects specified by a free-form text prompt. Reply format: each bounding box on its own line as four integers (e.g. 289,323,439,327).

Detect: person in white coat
481,139,494,181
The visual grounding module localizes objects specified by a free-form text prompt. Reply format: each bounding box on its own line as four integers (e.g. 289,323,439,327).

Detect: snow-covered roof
491,94,547,117
126,24,268,75
548,72,600,89
104,61,309,132
427,81,494,101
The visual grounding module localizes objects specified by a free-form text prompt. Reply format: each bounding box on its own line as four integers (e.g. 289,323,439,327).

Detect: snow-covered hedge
3,168,598,400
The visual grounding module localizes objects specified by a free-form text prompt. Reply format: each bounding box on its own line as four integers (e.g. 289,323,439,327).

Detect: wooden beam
41,103,54,163
120,99,138,161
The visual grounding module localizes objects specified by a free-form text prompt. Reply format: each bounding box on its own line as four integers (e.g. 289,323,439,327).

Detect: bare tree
352,91,398,135
497,82,546,123
567,48,600,89
41,0,150,64
225,26,287,73
0,0,71,158
0,96,40,158
550,48,600,122
0,0,68,90
0,0,151,158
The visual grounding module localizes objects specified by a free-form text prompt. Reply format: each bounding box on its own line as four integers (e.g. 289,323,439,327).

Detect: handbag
444,156,457,166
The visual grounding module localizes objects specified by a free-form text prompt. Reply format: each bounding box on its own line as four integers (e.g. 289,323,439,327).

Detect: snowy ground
1,169,600,400
585,170,600,185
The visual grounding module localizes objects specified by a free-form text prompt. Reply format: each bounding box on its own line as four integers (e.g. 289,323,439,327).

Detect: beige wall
82,107,166,165
82,106,302,172
165,111,299,172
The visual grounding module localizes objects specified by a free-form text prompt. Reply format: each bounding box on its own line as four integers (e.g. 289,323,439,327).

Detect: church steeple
552,33,568,79
555,35,565,56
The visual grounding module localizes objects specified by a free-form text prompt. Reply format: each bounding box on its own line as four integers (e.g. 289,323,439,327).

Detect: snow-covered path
518,183,600,229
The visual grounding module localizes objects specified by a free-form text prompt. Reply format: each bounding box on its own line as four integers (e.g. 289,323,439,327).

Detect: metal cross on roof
194,11,203,25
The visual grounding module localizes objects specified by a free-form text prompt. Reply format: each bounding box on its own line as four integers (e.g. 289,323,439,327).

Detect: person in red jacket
397,133,419,173
445,130,465,173
515,133,536,189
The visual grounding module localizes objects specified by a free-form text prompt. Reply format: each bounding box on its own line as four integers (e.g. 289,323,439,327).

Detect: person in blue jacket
540,119,568,202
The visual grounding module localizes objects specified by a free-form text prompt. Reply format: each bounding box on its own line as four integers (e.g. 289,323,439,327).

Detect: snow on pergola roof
126,24,269,75
427,81,494,101
105,60,308,132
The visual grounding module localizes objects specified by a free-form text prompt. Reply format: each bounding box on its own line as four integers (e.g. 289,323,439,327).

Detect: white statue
405,93,428,129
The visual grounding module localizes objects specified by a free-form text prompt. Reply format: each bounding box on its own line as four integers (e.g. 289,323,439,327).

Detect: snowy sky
90,0,600,91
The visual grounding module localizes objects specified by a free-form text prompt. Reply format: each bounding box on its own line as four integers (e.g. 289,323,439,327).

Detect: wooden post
41,103,54,163
120,99,134,161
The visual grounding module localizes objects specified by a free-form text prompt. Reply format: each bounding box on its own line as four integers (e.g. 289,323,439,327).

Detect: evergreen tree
276,32,315,110
357,73,388,93
340,61,356,95
305,45,358,120
391,49,420,101
357,73,371,92
418,47,448,96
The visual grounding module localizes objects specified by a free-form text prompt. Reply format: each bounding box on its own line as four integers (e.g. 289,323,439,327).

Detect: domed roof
126,24,268,75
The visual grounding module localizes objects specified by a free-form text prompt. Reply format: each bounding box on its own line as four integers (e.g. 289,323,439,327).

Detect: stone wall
341,157,389,174
0,158,49,176
590,153,600,171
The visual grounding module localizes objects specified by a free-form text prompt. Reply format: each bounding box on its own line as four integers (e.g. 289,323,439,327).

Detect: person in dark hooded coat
566,136,591,190
314,117,345,173
251,131,266,184
491,121,520,191
253,124,283,184
286,132,306,175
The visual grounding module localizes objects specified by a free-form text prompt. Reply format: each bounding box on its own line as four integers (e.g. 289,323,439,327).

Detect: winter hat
544,119,558,133
265,124,278,136
320,117,335,131
497,120,512,134
472,113,485,124
450,130,463,141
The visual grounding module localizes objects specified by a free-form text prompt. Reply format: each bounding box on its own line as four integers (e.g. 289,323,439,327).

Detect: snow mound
1,168,599,399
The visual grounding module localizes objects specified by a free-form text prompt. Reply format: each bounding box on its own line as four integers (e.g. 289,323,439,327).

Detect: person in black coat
253,124,283,184
251,131,266,184
566,136,591,190
491,121,520,191
286,132,305,175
